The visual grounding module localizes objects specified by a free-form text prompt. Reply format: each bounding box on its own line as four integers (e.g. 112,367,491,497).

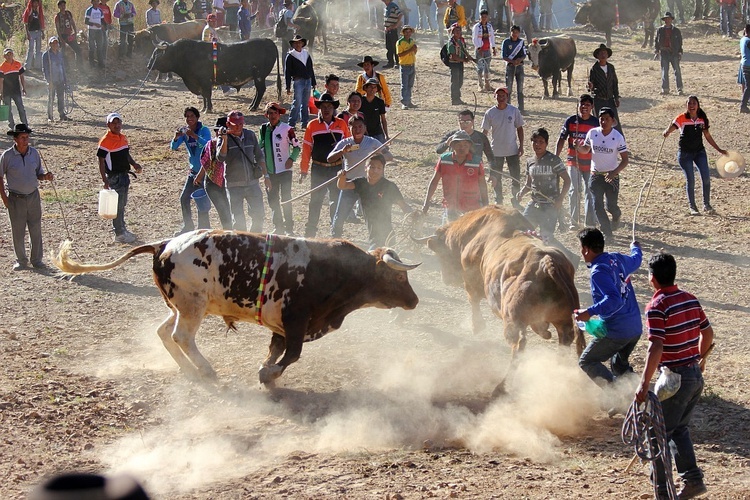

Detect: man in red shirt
635,252,713,500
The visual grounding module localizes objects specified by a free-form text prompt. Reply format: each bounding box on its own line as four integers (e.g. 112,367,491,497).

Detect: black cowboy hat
289,34,307,47
7,123,33,136
356,55,379,68
593,43,612,59
661,11,675,20
313,92,339,109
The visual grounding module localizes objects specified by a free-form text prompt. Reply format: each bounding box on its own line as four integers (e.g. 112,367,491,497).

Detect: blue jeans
331,188,359,237
417,2,434,30
652,363,705,490
677,148,711,209
579,333,640,385
289,78,311,128
305,164,340,237
437,6,447,45
476,48,492,77
227,183,265,232
505,64,524,112
523,201,578,263
204,178,233,229
25,30,42,69
179,172,210,232
568,167,595,226
107,172,130,235
400,64,415,105
589,173,620,237
720,4,735,35
742,66,750,109
660,52,683,93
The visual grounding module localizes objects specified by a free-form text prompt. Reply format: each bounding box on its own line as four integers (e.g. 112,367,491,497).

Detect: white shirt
481,104,525,157
584,127,628,172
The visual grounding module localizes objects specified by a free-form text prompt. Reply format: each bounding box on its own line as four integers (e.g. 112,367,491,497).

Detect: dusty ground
1,19,750,499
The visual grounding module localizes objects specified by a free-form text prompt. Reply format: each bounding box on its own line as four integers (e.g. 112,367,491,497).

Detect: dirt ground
1,19,749,499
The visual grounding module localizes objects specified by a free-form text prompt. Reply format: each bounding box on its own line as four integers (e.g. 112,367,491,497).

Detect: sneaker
13,262,27,271
408,102,418,108
401,104,409,110
677,480,707,499
703,205,716,215
689,206,701,216
660,89,670,95
115,232,136,244
677,89,684,96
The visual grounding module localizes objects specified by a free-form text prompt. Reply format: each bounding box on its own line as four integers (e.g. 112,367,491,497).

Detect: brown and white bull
421,206,585,392
53,231,419,385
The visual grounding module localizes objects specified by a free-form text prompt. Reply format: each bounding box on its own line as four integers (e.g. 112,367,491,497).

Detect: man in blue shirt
574,227,643,386
501,25,526,115
42,36,70,122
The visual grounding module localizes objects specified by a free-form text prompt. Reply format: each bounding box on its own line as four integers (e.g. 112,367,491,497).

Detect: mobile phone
349,144,360,151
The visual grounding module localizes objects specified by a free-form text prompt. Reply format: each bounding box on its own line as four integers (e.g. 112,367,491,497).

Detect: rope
621,392,677,500
632,179,649,242
38,150,82,260
67,67,154,118
642,135,668,208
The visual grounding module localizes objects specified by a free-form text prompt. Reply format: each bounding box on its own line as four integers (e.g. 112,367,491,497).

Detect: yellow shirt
396,37,417,66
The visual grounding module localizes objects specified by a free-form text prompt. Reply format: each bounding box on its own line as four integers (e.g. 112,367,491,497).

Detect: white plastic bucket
98,189,118,219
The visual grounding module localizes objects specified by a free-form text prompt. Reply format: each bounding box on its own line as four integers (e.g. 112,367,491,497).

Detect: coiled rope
621,392,677,500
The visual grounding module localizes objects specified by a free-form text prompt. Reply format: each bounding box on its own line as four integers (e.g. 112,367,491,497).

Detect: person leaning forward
0,124,54,270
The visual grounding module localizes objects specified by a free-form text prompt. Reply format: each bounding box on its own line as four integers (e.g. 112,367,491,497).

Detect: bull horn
151,33,168,49
410,235,434,244
382,252,421,271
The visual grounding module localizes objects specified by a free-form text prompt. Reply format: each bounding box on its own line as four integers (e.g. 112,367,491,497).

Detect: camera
178,126,188,134
218,127,227,135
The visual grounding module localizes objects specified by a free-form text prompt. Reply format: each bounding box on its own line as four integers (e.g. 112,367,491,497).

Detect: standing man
277,0,297,50
300,93,350,237
0,48,29,132
507,0,532,42
575,107,628,239
97,113,143,243
472,9,496,92
574,228,643,386
481,86,524,207
359,77,388,143
355,55,393,109
114,0,136,58
719,0,738,37
556,93,599,229
423,130,489,223
260,101,300,236
42,36,70,123
635,252,712,500
655,12,683,96
396,25,418,109
218,110,268,232
436,109,495,168
224,0,240,33
85,0,106,69
447,23,471,105
1,124,54,270
443,0,466,30
538,0,552,30
22,0,44,72
588,43,623,137
436,0,449,45
501,25,526,114
382,0,404,69
55,1,82,69
285,35,316,129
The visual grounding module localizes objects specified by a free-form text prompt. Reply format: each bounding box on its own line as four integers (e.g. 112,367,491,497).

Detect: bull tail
53,239,162,275
276,44,282,103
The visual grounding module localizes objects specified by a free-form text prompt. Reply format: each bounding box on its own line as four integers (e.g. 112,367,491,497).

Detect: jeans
720,4,735,35
61,38,83,67
385,28,399,66
539,0,553,30
449,62,464,103
660,52,683,93
568,166,596,226
178,172,210,232
579,333,640,385
227,183,265,232
267,170,294,234
476,49,492,77
491,155,521,204
88,29,106,67
400,64,415,105
305,164,340,237
4,93,28,129
677,148,711,209
589,173,620,237
331,188,359,237
25,30,42,69
289,78,311,128
652,363,705,490
107,172,130,235
7,189,43,265
742,66,750,109
47,82,65,120
204,178,233,229
693,0,711,19
505,63,524,111
118,24,135,56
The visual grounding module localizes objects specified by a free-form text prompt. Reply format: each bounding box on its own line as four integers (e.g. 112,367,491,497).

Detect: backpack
274,10,287,38
440,43,451,67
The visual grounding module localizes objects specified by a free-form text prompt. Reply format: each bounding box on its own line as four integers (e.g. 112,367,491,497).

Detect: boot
484,76,492,92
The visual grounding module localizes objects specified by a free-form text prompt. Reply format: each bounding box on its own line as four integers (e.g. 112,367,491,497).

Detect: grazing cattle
0,4,22,41
527,36,576,99
293,0,328,53
53,232,420,385
574,0,660,47
148,38,282,111
133,19,207,54
421,206,585,393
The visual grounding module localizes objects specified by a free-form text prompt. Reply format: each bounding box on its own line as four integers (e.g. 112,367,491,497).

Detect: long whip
642,134,668,207
282,131,402,205
38,150,82,260
632,179,649,242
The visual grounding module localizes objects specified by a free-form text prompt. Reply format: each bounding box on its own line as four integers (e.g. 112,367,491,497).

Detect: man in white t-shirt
575,107,628,239
481,85,524,207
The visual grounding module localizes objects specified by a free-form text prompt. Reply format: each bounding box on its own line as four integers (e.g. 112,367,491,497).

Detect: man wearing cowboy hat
360,77,389,143
300,93,351,237
284,34,316,130
1,124,54,270
396,25,418,109
42,36,70,122
654,11,684,96
355,55,393,108
423,129,489,223
382,0,404,69
588,43,624,138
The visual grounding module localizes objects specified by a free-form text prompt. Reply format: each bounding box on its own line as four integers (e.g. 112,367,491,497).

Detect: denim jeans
204,178,233,229
4,93,28,129
660,52,683,93
88,29,106,67
118,24,134,56
568,166,596,226
179,172,210,232
437,6,447,45
289,78,311,128
720,4,735,35
400,64,415,105
331,188,359,237
107,172,130,235
25,30,42,69
652,363,705,489
305,164,339,237
742,66,750,109
491,155,521,204
589,173,621,237
476,49,492,77
267,170,294,234
677,148,711,209
227,183,265,232
579,333,640,385
7,189,43,265
505,63,524,111
47,82,65,120
449,62,464,103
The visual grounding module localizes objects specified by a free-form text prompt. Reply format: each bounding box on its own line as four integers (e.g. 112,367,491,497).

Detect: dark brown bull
292,0,328,53
574,0,660,48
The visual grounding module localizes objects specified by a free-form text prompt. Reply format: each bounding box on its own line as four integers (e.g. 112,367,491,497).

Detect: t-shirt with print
0,60,25,96
559,114,599,172
672,113,708,154
584,127,628,173
525,151,565,204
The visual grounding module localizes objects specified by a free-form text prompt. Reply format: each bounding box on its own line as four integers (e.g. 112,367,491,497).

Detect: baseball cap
3,48,13,55
48,36,59,44
227,110,245,126
494,86,509,95
106,112,122,123
264,102,286,114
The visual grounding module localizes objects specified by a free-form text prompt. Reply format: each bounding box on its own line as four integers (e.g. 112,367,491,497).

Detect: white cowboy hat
716,150,746,179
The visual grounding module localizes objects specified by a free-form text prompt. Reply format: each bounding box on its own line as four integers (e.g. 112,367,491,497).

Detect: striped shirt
383,1,402,29
646,285,710,368
559,114,600,172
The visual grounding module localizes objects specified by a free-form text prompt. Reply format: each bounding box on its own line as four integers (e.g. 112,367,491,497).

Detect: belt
8,189,37,198
312,160,342,167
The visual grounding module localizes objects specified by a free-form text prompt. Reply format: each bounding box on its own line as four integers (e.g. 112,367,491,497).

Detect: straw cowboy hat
716,150,746,179
593,43,612,58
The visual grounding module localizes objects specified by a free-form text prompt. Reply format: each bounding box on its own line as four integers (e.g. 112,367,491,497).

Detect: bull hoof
258,364,283,386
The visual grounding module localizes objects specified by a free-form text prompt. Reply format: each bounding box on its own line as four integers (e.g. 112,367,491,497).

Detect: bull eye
396,274,406,283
